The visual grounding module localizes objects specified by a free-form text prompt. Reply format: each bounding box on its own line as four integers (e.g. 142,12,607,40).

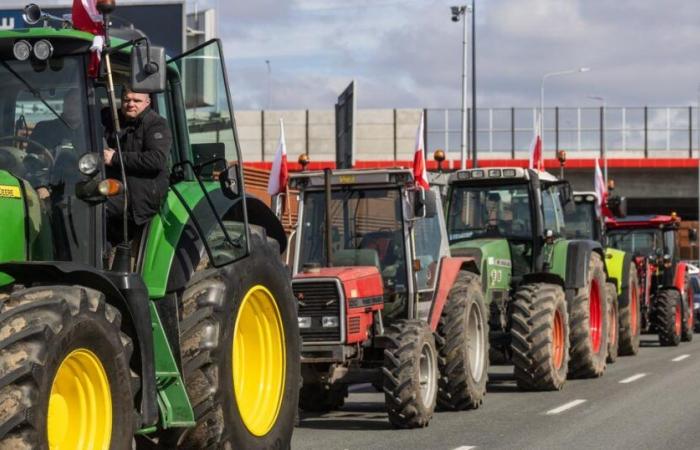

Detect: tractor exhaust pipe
324,168,333,267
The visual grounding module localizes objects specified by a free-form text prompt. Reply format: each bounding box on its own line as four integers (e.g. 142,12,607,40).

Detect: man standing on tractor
103,86,172,244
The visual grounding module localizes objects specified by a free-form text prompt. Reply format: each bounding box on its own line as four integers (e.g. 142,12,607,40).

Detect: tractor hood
450,238,511,273
295,266,384,300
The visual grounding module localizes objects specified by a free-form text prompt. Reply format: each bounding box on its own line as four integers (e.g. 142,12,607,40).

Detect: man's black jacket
105,107,172,225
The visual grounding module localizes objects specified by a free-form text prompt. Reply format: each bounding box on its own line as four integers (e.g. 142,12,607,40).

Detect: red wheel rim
609,301,617,348
675,301,682,336
688,292,694,330
630,283,639,336
589,279,603,353
552,309,565,370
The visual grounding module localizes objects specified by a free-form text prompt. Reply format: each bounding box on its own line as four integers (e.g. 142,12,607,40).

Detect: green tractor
0,3,298,449
446,167,611,390
564,191,641,359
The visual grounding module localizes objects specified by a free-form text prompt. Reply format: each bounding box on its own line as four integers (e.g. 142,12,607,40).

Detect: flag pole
285,184,292,228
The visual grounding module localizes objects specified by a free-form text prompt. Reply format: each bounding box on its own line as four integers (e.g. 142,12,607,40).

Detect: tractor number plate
339,175,356,184
0,185,20,199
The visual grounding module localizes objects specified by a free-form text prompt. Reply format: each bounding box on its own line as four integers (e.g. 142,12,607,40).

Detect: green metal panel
141,181,218,298
0,171,26,286
548,239,569,281
145,302,195,429
451,238,511,303
605,248,626,295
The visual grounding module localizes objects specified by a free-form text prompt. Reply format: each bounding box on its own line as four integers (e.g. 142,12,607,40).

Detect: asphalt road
292,334,700,450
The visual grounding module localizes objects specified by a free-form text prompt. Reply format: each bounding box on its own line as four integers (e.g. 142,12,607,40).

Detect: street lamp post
451,4,472,170
588,95,607,183
540,67,590,157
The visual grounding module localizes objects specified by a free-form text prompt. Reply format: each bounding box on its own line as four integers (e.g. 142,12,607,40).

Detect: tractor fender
0,261,158,427
673,261,688,293
427,256,479,331
565,240,605,289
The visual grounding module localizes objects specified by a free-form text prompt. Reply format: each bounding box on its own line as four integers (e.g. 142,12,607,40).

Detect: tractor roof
0,26,135,57
606,214,681,229
289,168,413,189
448,167,558,184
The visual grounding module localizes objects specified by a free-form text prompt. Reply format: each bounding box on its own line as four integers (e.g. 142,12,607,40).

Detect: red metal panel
428,256,477,331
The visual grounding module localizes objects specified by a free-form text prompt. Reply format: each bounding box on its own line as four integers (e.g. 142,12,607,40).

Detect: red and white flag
72,0,105,77
594,158,611,217
412,111,429,189
528,116,543,171
267,119,289,196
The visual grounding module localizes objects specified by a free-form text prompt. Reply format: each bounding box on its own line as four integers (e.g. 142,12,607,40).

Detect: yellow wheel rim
47,349,112,450
233,285,286,437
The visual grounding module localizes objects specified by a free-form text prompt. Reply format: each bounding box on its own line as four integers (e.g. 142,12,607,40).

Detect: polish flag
72,0,105,77
594,158,611,217
528,116,543,171
267,119,289,196
412,111,429,189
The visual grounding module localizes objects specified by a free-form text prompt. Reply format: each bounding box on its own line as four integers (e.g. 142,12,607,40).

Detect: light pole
451,4,472,169
588,95,607,183
540,67,590,155
265,59,271,109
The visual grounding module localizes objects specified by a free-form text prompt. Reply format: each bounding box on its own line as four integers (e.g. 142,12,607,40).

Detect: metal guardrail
425,107,699,158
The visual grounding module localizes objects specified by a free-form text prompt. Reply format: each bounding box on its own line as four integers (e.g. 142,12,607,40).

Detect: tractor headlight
298,317,311,329
471,169,485,178
322,316,339,328
13,40,31,61
33,39,53,61
78,153,100,176
694,303,700,310
457,171,470,180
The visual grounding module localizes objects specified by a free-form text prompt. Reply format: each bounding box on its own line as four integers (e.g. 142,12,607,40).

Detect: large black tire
511,283,569,391
436,271,489,411
654,289,682,347
681,287,694,342
606,282,619,364
569,252,609,379
0,285,135,449
618,265,641,356
176,236,300,449
383,320,437,429
298,384,346,412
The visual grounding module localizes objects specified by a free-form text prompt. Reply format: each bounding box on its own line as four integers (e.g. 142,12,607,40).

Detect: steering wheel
0,135,55,168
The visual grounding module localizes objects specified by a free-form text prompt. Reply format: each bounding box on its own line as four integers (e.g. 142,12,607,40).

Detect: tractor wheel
299,384,347,412
569,252,609,379
0,285,135,449
606,282,619,364
510,283,569,391
681,289,694,342
436,271,489,411
654,289,682,347
383,319,437,429
618,265,641,356
176,235,300,449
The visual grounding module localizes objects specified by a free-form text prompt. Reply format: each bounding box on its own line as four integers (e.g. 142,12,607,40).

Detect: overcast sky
196,0,697,111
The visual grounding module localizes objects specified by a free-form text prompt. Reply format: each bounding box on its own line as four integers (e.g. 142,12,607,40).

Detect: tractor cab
446,167,571,282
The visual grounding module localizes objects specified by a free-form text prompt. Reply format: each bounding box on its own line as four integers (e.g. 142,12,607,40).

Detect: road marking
545,399,587,415
619,373,647,384
451,447,476,450
672,354,690,362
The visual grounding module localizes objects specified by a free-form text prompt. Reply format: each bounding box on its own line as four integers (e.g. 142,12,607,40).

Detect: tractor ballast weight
446,167,611,390
0,4,299,448
289,168,489,428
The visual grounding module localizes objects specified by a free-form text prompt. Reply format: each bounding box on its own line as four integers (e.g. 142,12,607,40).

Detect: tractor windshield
565,201,597,240
447,183,533,242
608,228,662,256
298,187,407,293
0,56,89,189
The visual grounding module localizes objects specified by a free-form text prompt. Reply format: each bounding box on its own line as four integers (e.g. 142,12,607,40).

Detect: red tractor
606,214,694,345
288,168,489,428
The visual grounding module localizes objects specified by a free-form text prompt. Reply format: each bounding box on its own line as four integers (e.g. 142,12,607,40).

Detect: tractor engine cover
294,266,384,345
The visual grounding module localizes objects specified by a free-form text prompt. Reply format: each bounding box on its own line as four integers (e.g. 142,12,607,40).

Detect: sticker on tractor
487,257,512,268
339,175,356,184
0,185,20,199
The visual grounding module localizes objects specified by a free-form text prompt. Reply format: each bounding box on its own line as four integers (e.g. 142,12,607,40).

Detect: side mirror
414,188,437,219
689,228,698,242
219,164,241,199
130,43,166,94
607,195,627,218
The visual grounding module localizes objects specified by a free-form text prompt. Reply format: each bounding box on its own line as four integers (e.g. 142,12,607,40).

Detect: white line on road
619,373,647,384
672,354,690,362
545,399,587,415
451,446,476,450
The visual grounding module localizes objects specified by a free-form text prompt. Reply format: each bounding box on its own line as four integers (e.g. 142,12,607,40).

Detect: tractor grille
293,280,343,343
348,317,361,335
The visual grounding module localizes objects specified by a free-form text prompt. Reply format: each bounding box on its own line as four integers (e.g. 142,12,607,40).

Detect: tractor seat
332,249,380,269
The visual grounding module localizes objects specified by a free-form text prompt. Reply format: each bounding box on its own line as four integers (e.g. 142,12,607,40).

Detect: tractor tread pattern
510,282,569,391
654,289,682,346
618,265,641,356
606,282,619,364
